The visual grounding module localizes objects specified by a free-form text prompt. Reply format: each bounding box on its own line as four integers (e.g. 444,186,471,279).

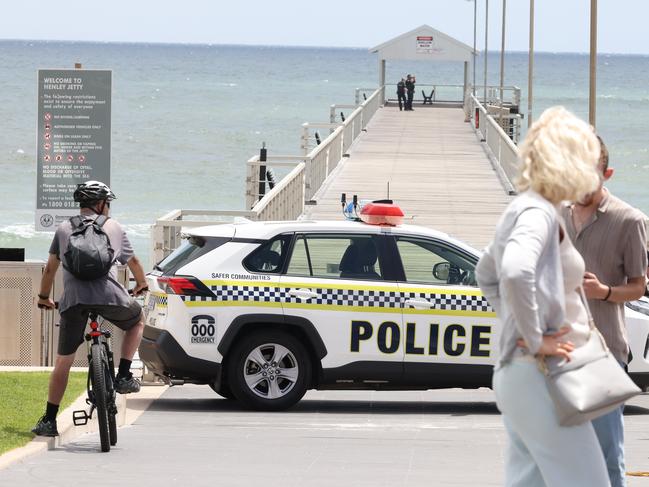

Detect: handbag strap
577,285,612,352
577,286,596,331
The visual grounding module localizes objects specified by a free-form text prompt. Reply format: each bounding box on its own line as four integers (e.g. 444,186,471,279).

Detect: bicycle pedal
73,409,89,426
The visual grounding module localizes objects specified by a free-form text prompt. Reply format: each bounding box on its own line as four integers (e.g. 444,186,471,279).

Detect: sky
1,0,647,54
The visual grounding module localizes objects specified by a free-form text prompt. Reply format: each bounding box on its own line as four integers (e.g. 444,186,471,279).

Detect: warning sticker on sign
416,35,434,54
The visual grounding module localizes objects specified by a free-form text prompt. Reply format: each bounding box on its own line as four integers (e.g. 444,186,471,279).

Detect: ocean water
1,41,648,264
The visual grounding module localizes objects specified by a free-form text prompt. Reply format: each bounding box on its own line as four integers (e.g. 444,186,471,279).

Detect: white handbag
539,288,641,427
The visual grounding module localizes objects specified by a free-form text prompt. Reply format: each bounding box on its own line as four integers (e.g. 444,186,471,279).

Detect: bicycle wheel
107,365,117,446
90,343,110,452
109,413,117,446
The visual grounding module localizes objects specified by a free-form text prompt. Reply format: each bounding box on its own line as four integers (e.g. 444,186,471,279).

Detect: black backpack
63,215,115,280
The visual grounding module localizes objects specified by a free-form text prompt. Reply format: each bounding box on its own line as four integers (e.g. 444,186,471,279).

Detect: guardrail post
301,123,310,156
304,156,313,200
513,87,521,108
245,157,259,209
151,223,163,268
258,143,267,201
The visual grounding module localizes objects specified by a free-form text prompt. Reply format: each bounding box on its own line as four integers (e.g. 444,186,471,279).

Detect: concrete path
2,386,649,486
303,106,513,250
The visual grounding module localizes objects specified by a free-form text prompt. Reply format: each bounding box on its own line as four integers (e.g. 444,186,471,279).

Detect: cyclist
32,181,148,437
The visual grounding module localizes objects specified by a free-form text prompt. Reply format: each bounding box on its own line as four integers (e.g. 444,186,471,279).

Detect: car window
396,237,477,286
243,235,291,274
156,236,229,276
287,234,383,280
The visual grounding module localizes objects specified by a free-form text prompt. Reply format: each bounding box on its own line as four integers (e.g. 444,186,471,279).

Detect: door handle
288,289,319,300
404,299,434,309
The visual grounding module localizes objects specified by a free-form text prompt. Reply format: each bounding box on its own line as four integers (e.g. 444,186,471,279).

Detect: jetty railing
382,83,521,107
470,94,519,195
245,156,306,210
151,86,385,264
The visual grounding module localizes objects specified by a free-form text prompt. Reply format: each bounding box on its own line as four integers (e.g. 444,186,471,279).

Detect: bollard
258,143,267,200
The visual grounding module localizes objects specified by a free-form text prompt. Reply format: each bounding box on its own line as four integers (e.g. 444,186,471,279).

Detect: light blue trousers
591,361,626,487
493,360,610,487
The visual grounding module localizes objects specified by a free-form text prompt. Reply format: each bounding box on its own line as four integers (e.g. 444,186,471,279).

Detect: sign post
35,69,111,231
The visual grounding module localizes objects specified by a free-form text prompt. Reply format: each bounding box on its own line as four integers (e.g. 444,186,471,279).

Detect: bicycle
71,312,118,452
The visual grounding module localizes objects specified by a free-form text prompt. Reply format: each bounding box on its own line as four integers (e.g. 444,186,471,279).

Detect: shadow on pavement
147,397,502,415
59,442,106,454
623,404,649,415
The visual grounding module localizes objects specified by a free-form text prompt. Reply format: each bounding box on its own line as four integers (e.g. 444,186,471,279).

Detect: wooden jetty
302,105,512,250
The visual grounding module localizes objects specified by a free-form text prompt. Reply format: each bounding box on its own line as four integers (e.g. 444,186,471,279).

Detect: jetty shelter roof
369,24,475,62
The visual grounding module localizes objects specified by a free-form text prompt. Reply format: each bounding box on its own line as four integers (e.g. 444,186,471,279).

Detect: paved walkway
2,387,649,486
303,106,512,250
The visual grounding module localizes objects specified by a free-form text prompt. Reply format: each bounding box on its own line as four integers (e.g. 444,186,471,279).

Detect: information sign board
35,69,111,231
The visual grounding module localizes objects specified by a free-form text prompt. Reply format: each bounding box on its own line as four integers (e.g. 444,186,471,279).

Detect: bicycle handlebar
128,286,149,297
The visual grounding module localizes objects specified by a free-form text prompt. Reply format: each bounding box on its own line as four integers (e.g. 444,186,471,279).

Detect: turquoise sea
1,41,648,264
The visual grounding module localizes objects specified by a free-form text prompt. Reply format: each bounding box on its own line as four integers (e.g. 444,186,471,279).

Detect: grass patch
0,372,86,455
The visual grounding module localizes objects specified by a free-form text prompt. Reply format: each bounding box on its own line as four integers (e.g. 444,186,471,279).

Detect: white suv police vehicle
139,205,649,411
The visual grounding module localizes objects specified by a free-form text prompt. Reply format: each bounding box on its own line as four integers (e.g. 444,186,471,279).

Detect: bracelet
37,293,49,300
602,285,612,302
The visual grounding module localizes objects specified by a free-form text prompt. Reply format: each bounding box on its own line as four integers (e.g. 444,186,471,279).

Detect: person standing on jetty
405,74,415,110
476,107,610,486
561,136,647,487
31,181,148,437
397,78,407,111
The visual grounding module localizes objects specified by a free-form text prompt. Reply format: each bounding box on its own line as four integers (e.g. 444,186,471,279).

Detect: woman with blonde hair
476,106,610,486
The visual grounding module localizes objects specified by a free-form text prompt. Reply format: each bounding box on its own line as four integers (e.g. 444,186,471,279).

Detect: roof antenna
387,181,390,199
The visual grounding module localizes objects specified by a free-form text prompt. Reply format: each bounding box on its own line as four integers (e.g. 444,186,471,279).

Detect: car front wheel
227,330,311,411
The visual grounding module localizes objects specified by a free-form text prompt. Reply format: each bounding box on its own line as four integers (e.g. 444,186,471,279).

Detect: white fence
470,94,519,195
151,86,385,264
0,261,129,366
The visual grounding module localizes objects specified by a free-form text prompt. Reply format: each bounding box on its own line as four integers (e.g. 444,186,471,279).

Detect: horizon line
1,38,648,57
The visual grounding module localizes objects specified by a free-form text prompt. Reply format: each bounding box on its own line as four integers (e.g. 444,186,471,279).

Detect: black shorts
58,300,142,356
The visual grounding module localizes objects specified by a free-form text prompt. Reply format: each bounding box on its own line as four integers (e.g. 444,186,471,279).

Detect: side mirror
432,262,450,281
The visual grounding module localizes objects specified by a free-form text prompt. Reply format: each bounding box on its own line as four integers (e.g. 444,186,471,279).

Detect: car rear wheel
227,330,311,411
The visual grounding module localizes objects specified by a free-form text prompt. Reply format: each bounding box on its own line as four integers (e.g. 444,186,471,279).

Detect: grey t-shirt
50,210,134,313
561,190,648,363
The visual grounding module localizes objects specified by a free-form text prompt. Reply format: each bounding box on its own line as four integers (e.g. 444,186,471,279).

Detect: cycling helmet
73,180,116,203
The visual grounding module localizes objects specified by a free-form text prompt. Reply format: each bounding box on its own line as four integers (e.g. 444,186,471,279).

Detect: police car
139,201,649,410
